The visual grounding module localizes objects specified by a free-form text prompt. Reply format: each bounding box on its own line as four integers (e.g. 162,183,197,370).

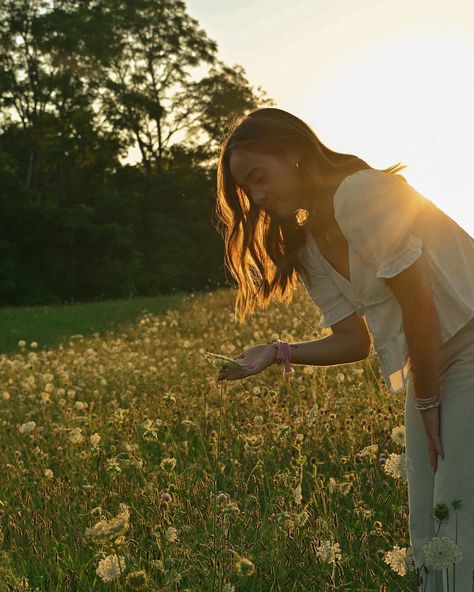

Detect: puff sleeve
334,170,423,279
298,253,357,329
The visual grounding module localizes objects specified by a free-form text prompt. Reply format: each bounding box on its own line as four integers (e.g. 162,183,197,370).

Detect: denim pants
405,316,474,591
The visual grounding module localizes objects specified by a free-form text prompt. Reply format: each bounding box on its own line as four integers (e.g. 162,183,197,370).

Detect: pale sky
184,0,474,235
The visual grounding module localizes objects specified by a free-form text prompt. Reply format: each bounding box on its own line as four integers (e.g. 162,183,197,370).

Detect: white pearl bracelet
414,392,441,411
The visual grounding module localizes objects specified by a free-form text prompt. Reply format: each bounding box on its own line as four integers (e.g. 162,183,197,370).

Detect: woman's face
229,146,308,217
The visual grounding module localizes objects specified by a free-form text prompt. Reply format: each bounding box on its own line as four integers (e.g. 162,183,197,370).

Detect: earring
295,161,300,169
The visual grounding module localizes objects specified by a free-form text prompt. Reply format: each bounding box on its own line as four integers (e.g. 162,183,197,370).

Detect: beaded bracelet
267,340,294,374
414,392,441,411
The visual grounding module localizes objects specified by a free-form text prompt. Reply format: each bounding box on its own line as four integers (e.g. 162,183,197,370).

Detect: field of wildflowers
0,286,421,591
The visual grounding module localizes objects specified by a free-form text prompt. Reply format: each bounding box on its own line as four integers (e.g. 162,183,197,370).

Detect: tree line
0,0,273,305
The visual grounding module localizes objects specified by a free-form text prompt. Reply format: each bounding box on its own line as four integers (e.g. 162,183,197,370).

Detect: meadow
0,287,418,591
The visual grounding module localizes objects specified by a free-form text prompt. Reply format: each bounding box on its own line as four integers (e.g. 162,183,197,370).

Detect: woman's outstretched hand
419,405,444,473
216,344,276,382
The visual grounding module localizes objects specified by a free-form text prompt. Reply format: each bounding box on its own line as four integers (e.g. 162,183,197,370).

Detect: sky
184,0,474,235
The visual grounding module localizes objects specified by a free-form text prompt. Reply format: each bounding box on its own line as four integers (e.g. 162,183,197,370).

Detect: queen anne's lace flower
315,541,341,564
19,421,36,434
384,545,409,576
358,444,379,460
383,453,412,479
165,526,178,542
390,425,406,448
423,536,463,569
85,504,130,543
96,553,126,582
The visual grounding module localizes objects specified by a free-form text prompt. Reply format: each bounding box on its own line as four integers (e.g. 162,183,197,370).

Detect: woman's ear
281,144,301,166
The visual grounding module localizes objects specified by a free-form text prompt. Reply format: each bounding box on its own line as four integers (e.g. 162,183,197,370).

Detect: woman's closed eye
242,174,265,195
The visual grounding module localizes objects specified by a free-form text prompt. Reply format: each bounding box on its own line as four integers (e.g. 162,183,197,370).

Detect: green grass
0,292,188,355
0,286,420,590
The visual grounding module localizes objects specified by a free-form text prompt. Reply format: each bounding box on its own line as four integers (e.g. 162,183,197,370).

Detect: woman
214,107,474,590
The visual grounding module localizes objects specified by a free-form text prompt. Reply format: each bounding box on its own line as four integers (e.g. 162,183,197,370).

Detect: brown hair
214,107,408,324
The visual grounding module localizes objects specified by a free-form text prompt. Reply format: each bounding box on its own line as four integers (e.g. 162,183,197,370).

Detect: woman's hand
216,344,277,382
419,405,444,473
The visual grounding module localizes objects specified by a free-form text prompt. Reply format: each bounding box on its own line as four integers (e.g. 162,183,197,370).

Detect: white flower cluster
390,425,405,448
423,536,463,570
383,545,415,576
315,540,341,564
96,553,126,583
85,504,130,543
18,421,36,434
383,452,412,479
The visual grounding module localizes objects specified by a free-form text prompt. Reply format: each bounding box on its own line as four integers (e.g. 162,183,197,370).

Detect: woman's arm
384,256,444,473
286,312,371,366
384,257,441,398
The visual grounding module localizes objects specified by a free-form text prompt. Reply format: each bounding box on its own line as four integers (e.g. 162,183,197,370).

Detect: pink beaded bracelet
269,339,294,374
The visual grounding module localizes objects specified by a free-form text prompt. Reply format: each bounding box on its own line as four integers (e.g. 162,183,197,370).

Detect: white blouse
297,168,474,395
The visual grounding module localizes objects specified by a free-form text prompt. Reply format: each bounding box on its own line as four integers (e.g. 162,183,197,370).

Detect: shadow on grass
0,292,189,355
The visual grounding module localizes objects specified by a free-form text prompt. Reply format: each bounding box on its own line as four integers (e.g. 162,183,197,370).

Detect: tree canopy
0,0,275,304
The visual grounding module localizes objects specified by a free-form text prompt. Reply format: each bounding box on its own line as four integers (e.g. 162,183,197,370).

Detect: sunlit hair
214,107,408,324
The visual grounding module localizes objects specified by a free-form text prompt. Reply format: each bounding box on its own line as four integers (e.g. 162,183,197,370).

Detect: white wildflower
85,504,130,543
358,444,379,460
391,425,406,448
315,540,341,564
96,553,125,583
90,433,101,447
383,453,412,479
19,421,36,434
423,536,463,570
68,427,84,445
383,545,409,576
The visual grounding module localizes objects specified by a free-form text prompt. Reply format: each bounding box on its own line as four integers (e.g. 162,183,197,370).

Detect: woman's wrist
267,342,278,364
414,391,441,411
267,340,295,374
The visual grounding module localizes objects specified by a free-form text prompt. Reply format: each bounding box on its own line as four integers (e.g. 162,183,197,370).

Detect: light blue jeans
405,316,474,591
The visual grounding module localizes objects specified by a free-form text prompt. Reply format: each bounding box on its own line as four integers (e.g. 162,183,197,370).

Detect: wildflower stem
453,509,458,591
112,542,124,579
211,381,225,592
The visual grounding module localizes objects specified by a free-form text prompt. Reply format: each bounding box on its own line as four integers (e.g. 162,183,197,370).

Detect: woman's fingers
428,437,444,473
429,444,438,473
420,406,444,473
218,365,256,381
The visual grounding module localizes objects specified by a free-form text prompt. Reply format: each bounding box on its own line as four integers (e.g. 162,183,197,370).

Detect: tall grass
0,287,417,591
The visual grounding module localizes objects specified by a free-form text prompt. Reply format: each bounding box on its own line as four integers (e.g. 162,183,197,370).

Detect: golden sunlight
302,33,474,236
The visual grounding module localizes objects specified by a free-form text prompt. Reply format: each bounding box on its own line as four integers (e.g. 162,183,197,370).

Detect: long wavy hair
214,107,408,324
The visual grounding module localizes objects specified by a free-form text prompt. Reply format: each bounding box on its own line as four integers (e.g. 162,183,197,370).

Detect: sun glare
302,33,474,236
